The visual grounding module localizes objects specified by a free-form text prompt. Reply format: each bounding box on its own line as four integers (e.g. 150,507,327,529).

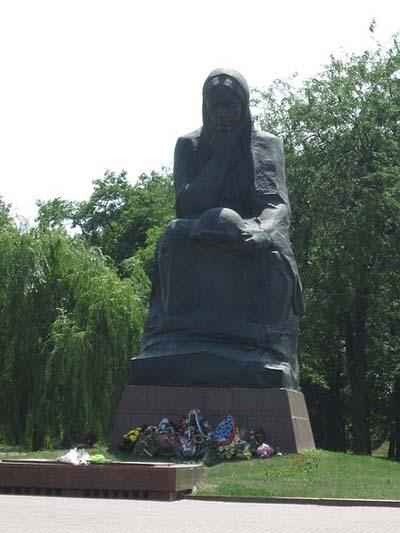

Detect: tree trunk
388,432,395,458
345,287,371,454
326,358,346,451
389,371,400,460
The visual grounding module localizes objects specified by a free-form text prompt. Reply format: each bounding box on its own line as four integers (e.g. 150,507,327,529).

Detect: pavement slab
1,495,400,533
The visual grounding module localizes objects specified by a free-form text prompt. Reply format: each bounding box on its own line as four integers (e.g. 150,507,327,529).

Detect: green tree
35,197,78,232
0,225,148,449
73,170,175,270
0,197,13,228
255,36,400,453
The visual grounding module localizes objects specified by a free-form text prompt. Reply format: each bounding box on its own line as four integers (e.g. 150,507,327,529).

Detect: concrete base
0,460,203,501
111,386,315,453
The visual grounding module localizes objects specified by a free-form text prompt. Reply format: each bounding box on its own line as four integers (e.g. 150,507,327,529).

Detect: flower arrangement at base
134,419,177,458
256,442,274,458
212,415,240,460
235,441,253,460
177,410,212,460
122,426,143,450
248,429,265,454
121,410,275,463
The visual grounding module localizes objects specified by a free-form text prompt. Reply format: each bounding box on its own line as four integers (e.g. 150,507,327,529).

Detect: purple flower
256,443,274,458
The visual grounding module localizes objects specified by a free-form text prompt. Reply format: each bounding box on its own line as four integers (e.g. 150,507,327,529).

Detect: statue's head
202,68,252,143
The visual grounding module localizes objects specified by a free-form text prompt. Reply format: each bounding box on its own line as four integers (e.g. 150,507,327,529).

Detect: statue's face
205,85,242,134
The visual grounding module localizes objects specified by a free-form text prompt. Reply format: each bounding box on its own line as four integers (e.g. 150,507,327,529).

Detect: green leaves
72,169,175,266
0,228,147,448
35,198,78,233
256,34,400,452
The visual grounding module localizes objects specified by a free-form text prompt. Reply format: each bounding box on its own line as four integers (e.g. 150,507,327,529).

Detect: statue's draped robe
131,73,304,389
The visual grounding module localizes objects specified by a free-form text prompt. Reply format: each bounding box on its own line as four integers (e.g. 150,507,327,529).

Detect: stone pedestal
111,385,315,453
0,460,203,501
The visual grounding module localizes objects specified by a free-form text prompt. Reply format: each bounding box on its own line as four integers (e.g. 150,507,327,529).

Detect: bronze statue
131,68,304,389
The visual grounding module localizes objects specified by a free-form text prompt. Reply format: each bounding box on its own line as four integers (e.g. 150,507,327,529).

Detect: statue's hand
190,208,243,249
242,230,272,254
210,130,237,155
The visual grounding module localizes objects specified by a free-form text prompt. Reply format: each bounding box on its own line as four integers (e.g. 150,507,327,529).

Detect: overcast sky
1,0,399,223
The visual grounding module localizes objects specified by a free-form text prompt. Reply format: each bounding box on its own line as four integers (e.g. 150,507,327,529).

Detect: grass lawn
1,447,400,500
198,450,400,500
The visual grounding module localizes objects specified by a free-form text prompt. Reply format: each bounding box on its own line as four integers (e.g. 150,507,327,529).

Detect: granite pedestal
111,385,315,453
0,460,202,501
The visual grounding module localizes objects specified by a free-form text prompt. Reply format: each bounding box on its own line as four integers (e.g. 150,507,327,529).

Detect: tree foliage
254,36,400,453
35,197,77,233
71,170,175,271
0,197,13,229
0,226,148,449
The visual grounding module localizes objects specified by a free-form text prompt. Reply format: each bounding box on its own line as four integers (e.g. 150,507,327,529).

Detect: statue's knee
167,219,179,231
216,208,243,226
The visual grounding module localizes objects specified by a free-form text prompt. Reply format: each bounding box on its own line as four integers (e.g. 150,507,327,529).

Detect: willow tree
0,225,149,449
255,35,400,453
41,239,149,448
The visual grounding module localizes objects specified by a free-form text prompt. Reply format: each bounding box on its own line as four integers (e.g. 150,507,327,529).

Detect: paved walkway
1,495,399,532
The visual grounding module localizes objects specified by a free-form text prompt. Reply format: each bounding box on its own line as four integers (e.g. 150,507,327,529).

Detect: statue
130,68,304,389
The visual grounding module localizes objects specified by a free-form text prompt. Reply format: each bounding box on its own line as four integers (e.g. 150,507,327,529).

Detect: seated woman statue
131,68,304,389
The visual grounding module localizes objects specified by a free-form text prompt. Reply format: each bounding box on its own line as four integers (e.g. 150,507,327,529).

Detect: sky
0,0,399,224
